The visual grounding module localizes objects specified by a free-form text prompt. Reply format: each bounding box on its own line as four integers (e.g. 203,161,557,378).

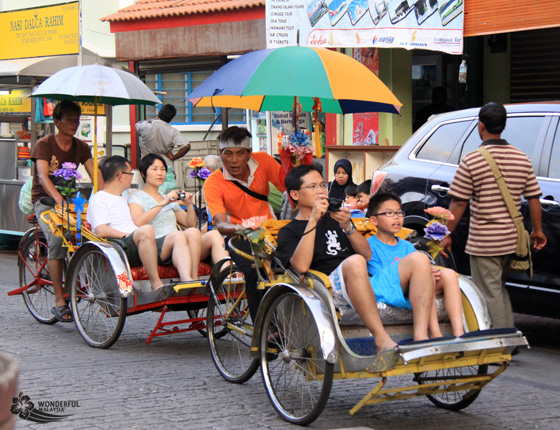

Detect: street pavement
1,249,560,430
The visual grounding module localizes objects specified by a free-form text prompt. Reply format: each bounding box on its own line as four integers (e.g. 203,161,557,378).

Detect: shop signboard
78,102,105,116
266,0,464,54
0,90,31,114
0,2,79,60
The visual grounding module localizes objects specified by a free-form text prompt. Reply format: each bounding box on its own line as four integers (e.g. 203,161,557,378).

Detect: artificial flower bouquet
236,215,270,257
54,162,82,199
188,157,211,181
423,206,455,259
278,129,314,173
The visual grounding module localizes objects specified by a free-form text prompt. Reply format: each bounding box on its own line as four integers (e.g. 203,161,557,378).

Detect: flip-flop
51,305,73,323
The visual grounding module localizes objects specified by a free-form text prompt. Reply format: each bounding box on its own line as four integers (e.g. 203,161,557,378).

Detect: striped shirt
449,139,541,256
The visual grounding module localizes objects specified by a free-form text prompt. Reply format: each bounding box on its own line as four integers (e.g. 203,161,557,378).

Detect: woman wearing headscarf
328,159,356,200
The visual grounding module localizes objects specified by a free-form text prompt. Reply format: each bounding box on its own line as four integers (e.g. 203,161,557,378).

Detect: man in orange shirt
204,126,285,235
204,126,285,317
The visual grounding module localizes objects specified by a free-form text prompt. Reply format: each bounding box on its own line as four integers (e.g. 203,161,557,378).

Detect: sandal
51,304,73,323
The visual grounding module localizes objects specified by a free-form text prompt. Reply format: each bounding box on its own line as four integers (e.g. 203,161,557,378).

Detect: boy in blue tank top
366,192,464,338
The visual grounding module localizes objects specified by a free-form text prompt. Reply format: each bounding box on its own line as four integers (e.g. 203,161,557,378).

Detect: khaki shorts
34,201,66,260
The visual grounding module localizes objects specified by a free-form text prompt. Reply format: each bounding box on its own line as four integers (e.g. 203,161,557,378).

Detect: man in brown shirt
441,102,547,328
31,101,97,322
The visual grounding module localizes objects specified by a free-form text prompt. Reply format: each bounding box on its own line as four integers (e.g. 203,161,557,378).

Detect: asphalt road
1,249,560,430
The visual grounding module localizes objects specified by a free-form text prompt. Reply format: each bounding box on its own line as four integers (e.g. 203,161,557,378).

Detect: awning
0,48,115,85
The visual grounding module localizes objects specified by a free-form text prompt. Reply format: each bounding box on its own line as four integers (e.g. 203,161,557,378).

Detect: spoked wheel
19,231,58,325
69,248,126,348
415,364,489,410
260,290,333,426
206,266,259,383
187,308,208,337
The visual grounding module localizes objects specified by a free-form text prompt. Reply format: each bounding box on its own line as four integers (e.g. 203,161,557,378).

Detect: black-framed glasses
300,182,327,191
372,210,405,217
121,171,134,177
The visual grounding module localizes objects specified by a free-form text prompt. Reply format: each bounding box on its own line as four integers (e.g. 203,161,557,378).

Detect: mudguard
64,241,131,296
458,274,493,331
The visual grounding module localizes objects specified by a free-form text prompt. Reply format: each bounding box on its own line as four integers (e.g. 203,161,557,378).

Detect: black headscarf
328,159,356,200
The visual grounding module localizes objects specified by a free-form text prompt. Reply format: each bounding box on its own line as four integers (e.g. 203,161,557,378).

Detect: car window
549,126,560,179
460,116,548,171
416,120,471,163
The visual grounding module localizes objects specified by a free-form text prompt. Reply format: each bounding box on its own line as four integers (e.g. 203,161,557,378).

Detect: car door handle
540,197,560,207
431,185,450,193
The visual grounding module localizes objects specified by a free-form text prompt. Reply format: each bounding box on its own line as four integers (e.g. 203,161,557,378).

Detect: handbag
477,147,533,277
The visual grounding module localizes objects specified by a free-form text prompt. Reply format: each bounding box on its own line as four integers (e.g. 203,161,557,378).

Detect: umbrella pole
93,98,98,193
292,96,300,132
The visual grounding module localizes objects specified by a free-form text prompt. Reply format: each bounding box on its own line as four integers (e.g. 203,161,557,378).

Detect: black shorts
120,232,170,267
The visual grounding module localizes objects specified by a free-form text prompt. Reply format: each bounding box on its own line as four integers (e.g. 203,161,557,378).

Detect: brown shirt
449,140,541,256
30,134,92,203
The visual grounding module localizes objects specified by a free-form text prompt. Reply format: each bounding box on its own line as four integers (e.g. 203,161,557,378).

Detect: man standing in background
441,102,547,328
136,104,191,193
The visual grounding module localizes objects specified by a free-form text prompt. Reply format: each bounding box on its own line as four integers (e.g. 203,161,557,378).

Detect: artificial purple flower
424,221,450,241
61,162,77,170
189,167,211,180
197,167,211,180
54,167,82,181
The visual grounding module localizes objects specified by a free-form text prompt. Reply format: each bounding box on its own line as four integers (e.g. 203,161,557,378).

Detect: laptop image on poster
368,0,388,24
348,0,369,25
308,0,329,26
328,0,348,26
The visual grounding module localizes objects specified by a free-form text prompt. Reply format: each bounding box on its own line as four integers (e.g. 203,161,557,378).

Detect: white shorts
328,262,355,314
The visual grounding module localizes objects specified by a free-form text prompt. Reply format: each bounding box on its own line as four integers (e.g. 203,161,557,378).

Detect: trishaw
204,219,529,425
10,204,228,349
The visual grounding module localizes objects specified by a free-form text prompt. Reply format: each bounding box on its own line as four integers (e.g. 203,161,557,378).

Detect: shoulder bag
477,146,533,277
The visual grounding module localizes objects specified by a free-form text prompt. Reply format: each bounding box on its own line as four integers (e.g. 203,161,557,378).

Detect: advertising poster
352,48,379,145
267,0,464,54
1,2,79,60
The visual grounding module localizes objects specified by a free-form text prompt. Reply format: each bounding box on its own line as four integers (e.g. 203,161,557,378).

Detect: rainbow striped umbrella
188,46,402,115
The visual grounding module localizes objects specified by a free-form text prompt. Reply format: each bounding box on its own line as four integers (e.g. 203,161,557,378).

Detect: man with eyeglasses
277,164,399,352
31,101,99,322
87,156,175,291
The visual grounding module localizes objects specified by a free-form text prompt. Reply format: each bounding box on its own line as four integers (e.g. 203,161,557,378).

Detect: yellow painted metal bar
349,378,387,415
350,365,507,414
172,282,204,293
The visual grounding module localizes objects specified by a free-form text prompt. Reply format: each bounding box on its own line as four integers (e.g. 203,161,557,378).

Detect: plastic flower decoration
236,215,269,256
279,129,314,172
53,162,82,198
423,206,454,259
188,158,211,181
188,157,205,168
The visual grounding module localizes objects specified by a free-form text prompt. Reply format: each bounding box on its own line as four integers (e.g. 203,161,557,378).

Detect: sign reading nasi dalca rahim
1,2,79,60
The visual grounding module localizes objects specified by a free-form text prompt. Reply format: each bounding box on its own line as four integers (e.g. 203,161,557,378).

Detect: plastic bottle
458,60,467,84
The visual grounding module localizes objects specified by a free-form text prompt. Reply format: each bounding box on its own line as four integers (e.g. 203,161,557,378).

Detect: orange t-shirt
203,152,285,224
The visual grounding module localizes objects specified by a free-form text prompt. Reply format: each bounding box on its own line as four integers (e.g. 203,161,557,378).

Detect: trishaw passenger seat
130,262,212,281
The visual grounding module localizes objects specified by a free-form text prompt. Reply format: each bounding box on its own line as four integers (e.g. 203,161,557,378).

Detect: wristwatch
344,222,356,235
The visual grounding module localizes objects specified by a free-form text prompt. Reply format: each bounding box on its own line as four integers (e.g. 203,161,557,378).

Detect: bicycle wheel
19,231,57,325
260,290,333,425
68,247,126,348
206,266,259,383
415,364,489,410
